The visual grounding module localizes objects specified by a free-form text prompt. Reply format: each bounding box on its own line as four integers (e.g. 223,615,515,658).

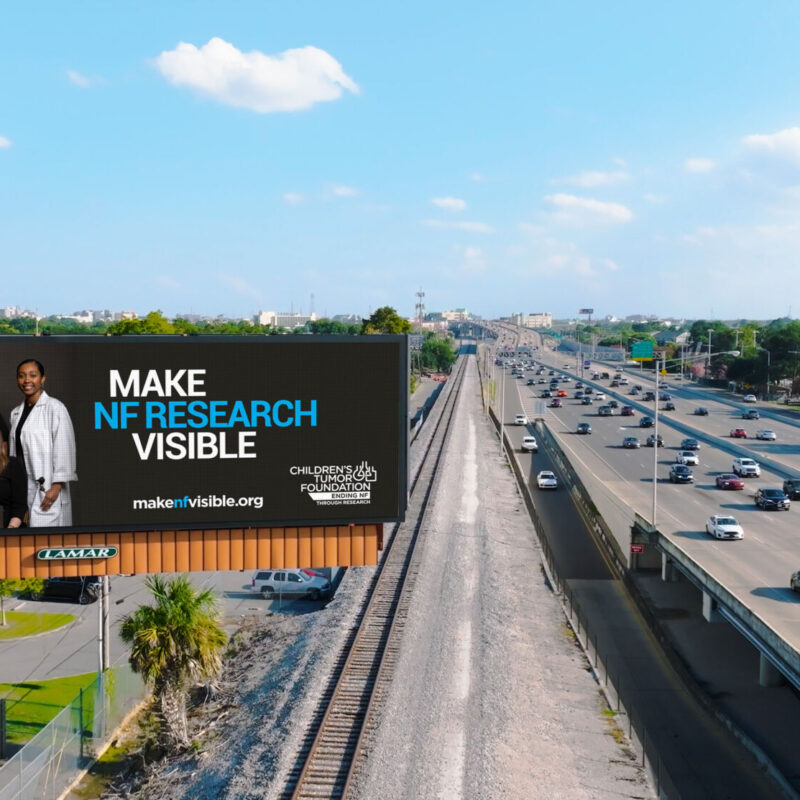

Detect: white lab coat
9,391,78,527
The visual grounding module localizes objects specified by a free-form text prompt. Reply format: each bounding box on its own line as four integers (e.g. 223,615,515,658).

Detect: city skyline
3,2,800,320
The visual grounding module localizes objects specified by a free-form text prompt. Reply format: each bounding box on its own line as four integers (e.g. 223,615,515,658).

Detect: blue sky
3,1,800,321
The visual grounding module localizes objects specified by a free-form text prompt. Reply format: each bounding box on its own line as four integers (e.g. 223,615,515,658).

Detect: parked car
705,515,744,540
646,434,664,447
675,450,699,466
622,436,641,449
742,409,760,420
756,429,777,441
681,438,700,450
669,464,694,483
782,478,800,499
521,435,538,452
30,576,102,604
639,416,654,428
716,473,744,490
251,569,332,600
732,457,761,477
729,428,748,438
536,470,558,489
576,422,592,434
742,394,758,403
755,487,790,510
620,405,635,416
694,407,709,416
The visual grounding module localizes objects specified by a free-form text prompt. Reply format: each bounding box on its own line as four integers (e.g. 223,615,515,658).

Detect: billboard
578,308,594,315
0,336,408,533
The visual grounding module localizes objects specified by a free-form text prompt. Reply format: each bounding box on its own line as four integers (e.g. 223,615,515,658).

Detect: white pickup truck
733,457,761,477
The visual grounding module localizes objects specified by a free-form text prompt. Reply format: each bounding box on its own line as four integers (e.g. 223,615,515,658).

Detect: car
694,407,709,416
675,450,699,465
541,390,551,398
681,438,700,450
30,576,102,604
584,387,593,394
782,478,800,499
251,569,332,599
792,571,800,593
742,394,758,403
576,422,592,434
592,372,600,379
620,405,634,416
549,398,563,408
643,391,656,401
630,386,641,395
716,473,744,490
756,429,777,441
646,434,664,447
597,405,612,416
639,416,654,428
536,470,558,489
659,393,672,401
556,390,567,397
521,435,538,452
526,378,535,385
582,396,593,405
601,372,610,379
608,400,619,409
755,488,791,510
622,436,641,449
575,382,583,388
669,464,694,483
514,413,528,425
705,515,744,540
611,379,620,387
732,457,761,477
619,377,629,385
742,409,760,420
538,378,546,384
729,428,748,438
574,390,585,399
594,392,606,401
548,370,555,376
663,401,676,411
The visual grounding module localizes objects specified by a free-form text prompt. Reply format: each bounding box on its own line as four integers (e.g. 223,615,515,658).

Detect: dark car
646,434,664,447
549,398,563,408
608,400,619,409
576,422,592,434
643,391,656,401
783,478,800,499
620,405,634,416
639,416,654,428
755,488,791,511
663,401,676,411
694,407,709,416
716,473,745,490
659,393,672,401
669,464,694,483
32,576,102,604
622,436,641,449
541,390,552,398
742,409,760,420
681,438,700,450
526,378,535,385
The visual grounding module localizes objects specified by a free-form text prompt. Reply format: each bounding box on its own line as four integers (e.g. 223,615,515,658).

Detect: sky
3,1,800,322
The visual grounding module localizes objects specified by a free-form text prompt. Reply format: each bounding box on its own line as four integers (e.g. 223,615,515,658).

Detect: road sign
630,543,644,554
584,360,591,367
631,341,654,361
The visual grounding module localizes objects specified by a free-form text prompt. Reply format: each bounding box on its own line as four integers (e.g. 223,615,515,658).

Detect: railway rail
280,351,469,800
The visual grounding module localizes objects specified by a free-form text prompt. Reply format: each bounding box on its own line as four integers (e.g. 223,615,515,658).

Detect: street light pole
759,347,771,400
707,329,713,377
652,357,660,527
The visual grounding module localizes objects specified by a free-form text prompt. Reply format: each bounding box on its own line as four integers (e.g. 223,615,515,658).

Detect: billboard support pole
102,576,110,670
97,584,104,679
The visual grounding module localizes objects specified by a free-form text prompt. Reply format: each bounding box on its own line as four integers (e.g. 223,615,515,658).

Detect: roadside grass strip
0,611,74,640
0,672,97,746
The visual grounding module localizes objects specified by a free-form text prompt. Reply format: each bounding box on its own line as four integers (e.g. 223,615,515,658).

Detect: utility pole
415,289,425,334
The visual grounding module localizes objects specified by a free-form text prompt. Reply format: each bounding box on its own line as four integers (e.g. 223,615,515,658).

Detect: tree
120,575,226,750
0,578,44,626
419,333,457,372
361,307,411,335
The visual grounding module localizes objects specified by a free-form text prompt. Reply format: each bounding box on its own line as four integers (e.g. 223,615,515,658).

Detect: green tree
361,307,411,335
308,319,360,335
120,575,226,750
419,333,458,372
0,578,44,626
107,311,175,335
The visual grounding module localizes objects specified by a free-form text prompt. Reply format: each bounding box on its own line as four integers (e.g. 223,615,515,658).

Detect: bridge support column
661,553,679,582
759,655,785,687
702,591,723,622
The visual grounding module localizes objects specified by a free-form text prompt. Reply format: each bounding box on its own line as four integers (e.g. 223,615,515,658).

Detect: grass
0,672,98,746
0,610,74,639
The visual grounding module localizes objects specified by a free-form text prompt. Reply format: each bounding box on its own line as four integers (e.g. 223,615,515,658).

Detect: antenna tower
415,288,425,333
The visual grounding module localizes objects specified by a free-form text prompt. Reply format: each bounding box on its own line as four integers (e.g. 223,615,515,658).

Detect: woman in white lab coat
9,359,77,527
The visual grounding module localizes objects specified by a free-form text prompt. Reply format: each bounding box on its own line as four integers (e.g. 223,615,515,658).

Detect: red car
620,406,635,416
557,390,567,397
716,474,745,490
730,428,748,438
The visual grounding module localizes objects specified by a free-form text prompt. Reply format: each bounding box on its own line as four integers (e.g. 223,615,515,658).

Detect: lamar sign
37,547,119,561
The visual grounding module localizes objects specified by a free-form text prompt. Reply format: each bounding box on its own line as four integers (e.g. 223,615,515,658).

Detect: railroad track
281,352,469,800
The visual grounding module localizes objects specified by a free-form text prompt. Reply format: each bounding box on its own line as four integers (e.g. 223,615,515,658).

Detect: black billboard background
0,336,408,531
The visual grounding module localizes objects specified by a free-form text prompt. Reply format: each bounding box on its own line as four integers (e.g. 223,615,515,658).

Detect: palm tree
120,575,226,749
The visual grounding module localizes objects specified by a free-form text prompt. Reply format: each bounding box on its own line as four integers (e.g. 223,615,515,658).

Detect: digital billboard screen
0,336,408,533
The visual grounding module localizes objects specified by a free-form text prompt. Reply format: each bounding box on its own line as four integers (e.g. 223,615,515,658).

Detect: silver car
251,569,332,600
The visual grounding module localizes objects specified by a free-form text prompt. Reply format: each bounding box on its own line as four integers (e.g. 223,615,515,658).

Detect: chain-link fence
0,664,145,800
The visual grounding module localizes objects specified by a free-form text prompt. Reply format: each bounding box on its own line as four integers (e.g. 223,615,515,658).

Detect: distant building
331,314,362,326
441,309,470,321
0,306,36,319
512,312,553,329
255,310,318,329
654,330,690,346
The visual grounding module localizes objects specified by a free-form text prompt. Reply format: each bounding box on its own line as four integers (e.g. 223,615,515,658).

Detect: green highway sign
36,547,118,561
631,341,654,361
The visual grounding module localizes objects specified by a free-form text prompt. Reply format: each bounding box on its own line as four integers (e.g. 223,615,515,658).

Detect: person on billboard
0,413,8,457
0,427,27,528
9,359,77,527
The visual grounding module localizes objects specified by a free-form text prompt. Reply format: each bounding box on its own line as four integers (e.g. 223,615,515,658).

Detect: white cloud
422,219,495,234
684,157,715,173
742,127,800,166
431,196,466,212
601,258,621,271
155,275,181,290
218,273,263,302
643,193,665,204
0,136,12,148
558,170,630,187
461,245,486,272
544,193,633,227
469,172,486,182
67,69,104,88
283,192,304,205
332,185,359,197
153,38,359,113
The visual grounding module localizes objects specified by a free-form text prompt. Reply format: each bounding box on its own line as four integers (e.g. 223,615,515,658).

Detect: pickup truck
732,457,761,477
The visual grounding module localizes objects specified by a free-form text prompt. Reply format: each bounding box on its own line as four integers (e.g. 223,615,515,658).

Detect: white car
742,394,757,403
514,413,528,426
675,450,699,466
521,435,538,452
756,429,777,441
732,457,761,477
705,515,744,540
536,470,558,489
594,392,606,401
